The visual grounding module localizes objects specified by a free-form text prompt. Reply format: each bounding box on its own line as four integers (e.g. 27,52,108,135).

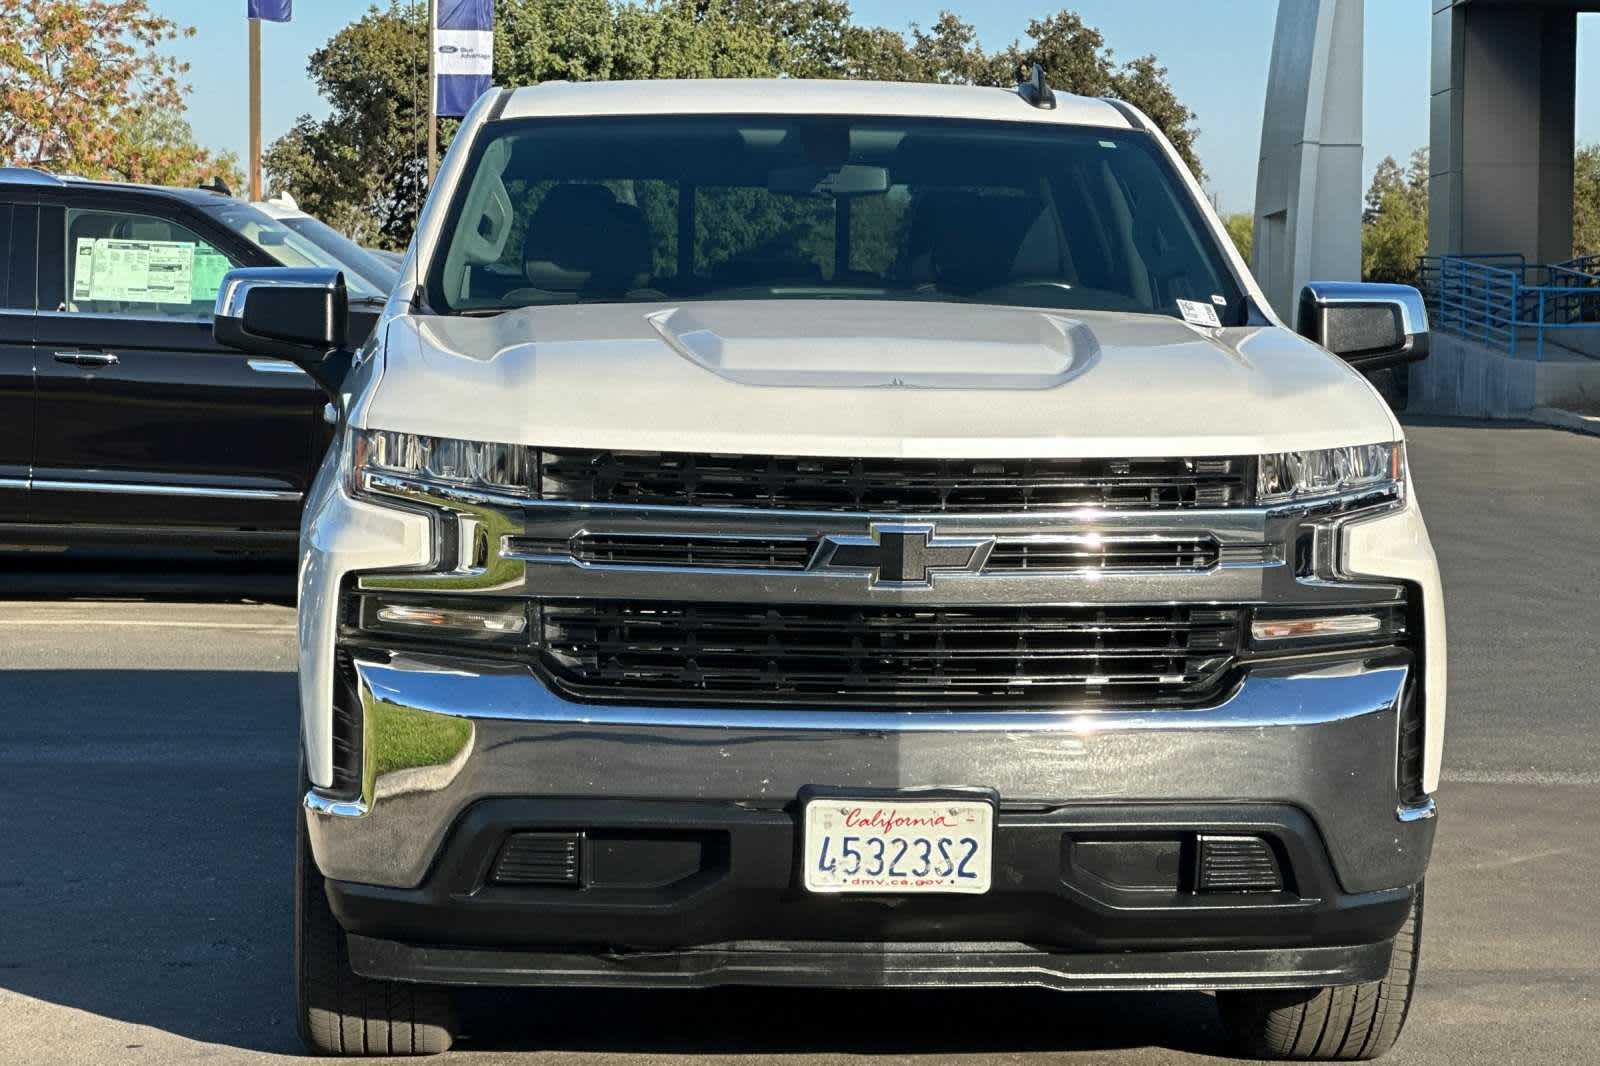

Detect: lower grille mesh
537,600,1243,706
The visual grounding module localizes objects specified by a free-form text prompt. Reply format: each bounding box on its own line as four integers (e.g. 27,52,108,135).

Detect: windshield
277,214,400,296
427,115,1246,323
197,201,388,299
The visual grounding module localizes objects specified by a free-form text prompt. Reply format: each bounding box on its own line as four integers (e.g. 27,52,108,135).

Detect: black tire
1368,366,1410,412
295,793,455,1056
1218,885,1423,1062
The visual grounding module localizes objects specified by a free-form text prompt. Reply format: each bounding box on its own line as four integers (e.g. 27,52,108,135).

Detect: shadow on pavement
0,667,1232,1059
457,985,1229,1057
0,554,295,604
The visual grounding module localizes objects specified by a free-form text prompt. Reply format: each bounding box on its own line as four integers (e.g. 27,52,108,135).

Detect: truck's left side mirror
1297,282,1430,371
214,267,354,399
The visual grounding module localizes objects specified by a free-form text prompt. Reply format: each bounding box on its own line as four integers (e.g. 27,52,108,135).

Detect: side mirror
1297,282,1430,370
214,267,355,399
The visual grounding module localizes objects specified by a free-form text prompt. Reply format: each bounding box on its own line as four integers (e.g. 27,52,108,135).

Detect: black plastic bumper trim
323,799,1417,956
347,936,1395,992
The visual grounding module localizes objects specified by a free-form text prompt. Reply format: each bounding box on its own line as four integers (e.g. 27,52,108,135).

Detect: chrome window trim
0,478,28,491
34,308,213,326
31,479,302,502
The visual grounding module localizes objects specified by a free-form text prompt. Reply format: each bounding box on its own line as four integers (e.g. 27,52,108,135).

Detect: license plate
802,797,994,894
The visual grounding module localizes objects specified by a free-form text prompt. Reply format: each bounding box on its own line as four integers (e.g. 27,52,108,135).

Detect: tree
0,0,235,186
1362,148,1429,286
106,108,243,190
268,2,1205,248
263,3,435,249
997,13,1202,177
1223,212,1253,263
1574,143,1600,261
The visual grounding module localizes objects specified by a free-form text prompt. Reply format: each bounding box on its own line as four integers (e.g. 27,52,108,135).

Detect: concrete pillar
1254,0,1365,325
1429,0,1577,263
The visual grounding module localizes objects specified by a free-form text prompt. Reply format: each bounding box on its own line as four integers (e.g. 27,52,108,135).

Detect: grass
370,701,473,782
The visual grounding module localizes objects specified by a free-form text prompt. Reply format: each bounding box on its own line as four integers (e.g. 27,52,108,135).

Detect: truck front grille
506,532,1222,574
536,451,1254,513
536,600,1244,706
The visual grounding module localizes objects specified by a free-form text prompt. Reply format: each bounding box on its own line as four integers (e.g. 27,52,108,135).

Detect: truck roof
0,166,236,205
500,78,1136,129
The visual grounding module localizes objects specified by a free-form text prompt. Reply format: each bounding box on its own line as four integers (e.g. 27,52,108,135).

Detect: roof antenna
198,176,233,197
1018,62,1056,110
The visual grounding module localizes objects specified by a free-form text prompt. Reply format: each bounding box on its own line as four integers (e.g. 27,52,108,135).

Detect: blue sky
155,1,1600,214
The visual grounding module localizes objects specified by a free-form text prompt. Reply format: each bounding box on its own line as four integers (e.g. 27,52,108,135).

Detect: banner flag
435,0,494,118
246,0,292,22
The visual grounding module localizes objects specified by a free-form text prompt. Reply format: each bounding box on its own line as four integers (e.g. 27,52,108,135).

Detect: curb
1527,406,1600,438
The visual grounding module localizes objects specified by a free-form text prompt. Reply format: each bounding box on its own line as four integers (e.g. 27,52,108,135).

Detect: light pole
249,16,263,200
427,0,439,184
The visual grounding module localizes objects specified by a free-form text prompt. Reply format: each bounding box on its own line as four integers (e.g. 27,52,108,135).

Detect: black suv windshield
427,115,1246,323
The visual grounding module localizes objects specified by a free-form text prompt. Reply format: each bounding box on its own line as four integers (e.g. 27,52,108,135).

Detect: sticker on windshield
1176,299,1223,328
73,237,196,305
192,249,233,302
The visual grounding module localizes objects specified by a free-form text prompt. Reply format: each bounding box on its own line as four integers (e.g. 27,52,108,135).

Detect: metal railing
1417,253,1600,360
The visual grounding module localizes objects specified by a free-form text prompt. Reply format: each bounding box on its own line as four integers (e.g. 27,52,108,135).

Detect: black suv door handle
54,351,121,367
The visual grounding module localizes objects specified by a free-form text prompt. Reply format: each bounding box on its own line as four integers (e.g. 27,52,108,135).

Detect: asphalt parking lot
1,417,1596,1065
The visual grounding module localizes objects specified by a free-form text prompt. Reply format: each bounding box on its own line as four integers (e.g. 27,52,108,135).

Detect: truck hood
364,300,1400,458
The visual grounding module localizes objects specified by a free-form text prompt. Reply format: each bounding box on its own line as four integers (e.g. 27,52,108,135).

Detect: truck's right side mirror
1297,282,1430,372
214,267,355,400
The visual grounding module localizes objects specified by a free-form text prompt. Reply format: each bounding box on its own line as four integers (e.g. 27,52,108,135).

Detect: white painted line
1443,768,1600,787
0,619,296,631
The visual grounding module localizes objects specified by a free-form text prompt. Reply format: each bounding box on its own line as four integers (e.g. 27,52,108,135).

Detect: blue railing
1417,253,1600,360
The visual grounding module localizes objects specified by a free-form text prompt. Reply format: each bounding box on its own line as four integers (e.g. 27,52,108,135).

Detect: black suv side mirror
1297,282,1430,371
214,267,356,399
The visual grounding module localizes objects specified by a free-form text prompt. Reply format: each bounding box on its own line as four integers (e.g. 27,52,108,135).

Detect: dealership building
1258,0,1600,417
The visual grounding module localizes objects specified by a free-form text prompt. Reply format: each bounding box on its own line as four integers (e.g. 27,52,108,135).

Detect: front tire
1218,885,1423,1061
296,793,455,1056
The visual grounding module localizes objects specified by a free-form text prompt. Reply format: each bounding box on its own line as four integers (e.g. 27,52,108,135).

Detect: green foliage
267,2,1205,249
1223,212,1252,263
1361,148,1429,286
263,2,439,249
0,0,238,188
1357,142,1600,272
1574,144,1600,260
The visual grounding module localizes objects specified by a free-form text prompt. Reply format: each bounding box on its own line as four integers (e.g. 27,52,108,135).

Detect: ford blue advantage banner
247,0,292,22
436,0,494,118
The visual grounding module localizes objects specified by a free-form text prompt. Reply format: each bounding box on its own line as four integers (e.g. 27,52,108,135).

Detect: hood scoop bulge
645,302,1101,390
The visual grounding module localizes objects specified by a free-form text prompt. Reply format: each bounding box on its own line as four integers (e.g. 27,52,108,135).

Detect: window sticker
72,237,196,305
191,249,233,302
1176,298,1222,329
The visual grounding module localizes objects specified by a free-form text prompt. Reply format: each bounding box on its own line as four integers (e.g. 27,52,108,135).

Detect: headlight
1257,443,1403,506
353,429,531,496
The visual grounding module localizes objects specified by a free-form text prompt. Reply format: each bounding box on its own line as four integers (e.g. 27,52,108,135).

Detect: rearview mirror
768,163,890,198
1297,282,1430,370
214,267,355,399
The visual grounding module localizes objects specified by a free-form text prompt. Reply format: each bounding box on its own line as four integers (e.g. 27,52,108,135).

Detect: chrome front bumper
305,650,1435,894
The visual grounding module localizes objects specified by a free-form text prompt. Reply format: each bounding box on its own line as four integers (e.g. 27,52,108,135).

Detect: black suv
0,168,390,557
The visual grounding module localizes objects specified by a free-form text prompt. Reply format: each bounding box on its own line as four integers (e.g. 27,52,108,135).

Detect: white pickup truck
217,69,1446,1060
